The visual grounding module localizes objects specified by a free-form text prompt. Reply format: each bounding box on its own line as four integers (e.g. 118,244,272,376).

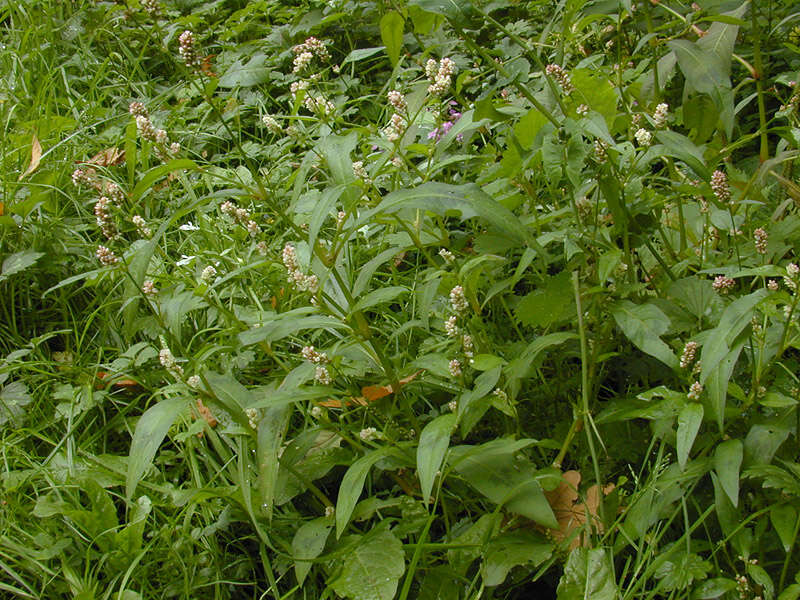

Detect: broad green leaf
257,405,292,520
654,551,712,591
330,528,405,600
705,342,743,432
417,413,457,503
367,182,528,247
692,578,737,599
483,532,552,586
451,438,557,528
611,300,678,369
238,313,350,346
516,271,575,329
697,3,748,80
204,371,252,416
379,12,404,66
308,184,347,253
218,52,269,88
770,505,798,553
677,403,704,470
129,159,198,203
557,547,617,600
667,39,729,96
350,286,407,314
126,397,186,502
514,108,549,149
779,585,800,600
655,131,709,180
292,518,331,585
353,247,409,297
408,0,475,22
700,289,768,383
506,332,578,382
336,447,394,538
0,250,44,282
744,410,794,467
746,563,773,600
458,366,502,436
571,69,617,126
714,439,742,507
341,47,385,64
0,381,32,427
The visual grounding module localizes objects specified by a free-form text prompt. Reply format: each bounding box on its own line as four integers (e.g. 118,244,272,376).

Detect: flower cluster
679,341,698,369
784,262,799,291
178,30,201,70
352,161,370,184
387,90,406,113
282,243,319,293
132,215,152,238
545,64,575,94
428,104,462,142
383,112,406,142
299,346,331,383
634,128,652,147
688,381,703,400
261,114,282,135
220,200,261,236
448,359,462,378
444,315,459,337
712,275,735,294
159,342,184,377
303,94,335,116
142,280,157,295
292,37,330,73
94,196,117,240
450,285,468,313
462,334,474,363
426,57,455,96
141,0,160,16
245,407,259,429
593,139,608,163
96,245,119,266
753,228,768,255
201,265,217,282
710,170,731,205
653,103,669,128
130,102,180,158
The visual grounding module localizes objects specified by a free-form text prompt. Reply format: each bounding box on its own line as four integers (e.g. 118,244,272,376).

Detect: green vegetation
2,0,800,598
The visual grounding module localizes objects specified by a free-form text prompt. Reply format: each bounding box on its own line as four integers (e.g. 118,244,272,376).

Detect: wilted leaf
319,371,421,408
83,147,125,167
19,134,42,180
545,470,614,549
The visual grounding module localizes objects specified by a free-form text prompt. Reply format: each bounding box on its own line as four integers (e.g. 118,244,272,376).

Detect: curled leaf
319,371,421,408
545,470,614,549
19,134,42,180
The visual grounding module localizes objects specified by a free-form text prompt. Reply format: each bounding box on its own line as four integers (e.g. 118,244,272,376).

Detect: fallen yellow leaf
19,134,42,180
318,371,422,408
544,470,614,549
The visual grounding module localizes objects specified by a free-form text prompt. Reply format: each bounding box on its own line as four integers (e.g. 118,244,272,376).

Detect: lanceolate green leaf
677,403,704,470
336,447,394,538
417,413,457,504
126,397,186,502
714,439,743,507
218,52,270,88
380,11,404,66
611,300,678,369
366,182,529,246
667,39,729,96
257,405,292,520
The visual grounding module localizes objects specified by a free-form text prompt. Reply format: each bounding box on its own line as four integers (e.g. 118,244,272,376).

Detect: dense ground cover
2,0,800,598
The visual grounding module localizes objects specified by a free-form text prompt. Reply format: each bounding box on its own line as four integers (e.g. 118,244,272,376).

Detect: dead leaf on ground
544,470,615,549
318,371,422,408
96,371,140,390
84,147,125,167
19,134,42,180
195,398,218,428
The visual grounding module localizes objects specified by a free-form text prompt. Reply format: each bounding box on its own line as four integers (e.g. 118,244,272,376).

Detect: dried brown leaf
19,134,42,180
